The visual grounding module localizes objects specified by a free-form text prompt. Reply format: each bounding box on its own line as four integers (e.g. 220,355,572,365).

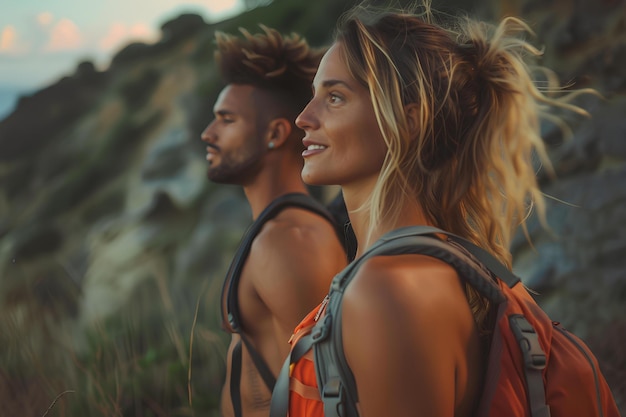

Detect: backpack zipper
315,294,330,322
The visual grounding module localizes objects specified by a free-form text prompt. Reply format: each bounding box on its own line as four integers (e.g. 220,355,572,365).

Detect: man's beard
206,146,263,185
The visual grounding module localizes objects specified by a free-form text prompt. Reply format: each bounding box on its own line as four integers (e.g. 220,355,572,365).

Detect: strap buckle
322,377,345,417
509,315,547,370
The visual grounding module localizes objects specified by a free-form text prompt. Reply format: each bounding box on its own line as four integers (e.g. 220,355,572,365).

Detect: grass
0,262,228,417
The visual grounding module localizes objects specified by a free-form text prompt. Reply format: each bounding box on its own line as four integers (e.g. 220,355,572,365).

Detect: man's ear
405,103,420,138
265,118,292,150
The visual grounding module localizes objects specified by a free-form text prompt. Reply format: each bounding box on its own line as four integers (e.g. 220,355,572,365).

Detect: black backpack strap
240,335,277,392
230,341,243,417
220,193,338,417
221,193,338,334
325,191,357,260
229,336,280,417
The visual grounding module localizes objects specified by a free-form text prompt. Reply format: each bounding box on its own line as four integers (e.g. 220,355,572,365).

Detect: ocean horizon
0,86,32,122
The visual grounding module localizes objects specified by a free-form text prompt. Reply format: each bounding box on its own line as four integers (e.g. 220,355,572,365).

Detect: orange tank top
287,297,329,417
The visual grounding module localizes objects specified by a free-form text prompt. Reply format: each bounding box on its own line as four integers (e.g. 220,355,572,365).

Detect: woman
281,2,590,416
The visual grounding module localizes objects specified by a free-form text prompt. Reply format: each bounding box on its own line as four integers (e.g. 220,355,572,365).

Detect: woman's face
296,43,387,191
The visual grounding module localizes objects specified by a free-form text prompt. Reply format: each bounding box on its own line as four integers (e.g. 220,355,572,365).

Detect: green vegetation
0,264,227,416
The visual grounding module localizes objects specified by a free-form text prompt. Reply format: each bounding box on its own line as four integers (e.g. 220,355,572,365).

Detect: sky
0,0,246,118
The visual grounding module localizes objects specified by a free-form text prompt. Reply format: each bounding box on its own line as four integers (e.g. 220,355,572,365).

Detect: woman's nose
296,101,318,131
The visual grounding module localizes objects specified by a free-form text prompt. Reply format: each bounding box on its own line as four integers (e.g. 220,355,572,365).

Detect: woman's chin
301,167,331,186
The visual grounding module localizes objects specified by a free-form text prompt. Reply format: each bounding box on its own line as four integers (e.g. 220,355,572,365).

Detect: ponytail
447,16,591,266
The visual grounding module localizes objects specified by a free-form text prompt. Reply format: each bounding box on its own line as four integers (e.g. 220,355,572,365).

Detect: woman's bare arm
341,254,483,417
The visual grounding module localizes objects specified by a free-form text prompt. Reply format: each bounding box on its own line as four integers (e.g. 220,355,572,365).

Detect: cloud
99,22,156,52
204,0,240,16
180,0,240,16
44,18,83,52
36,12,54,27
0,26,17,52
0,25,29,54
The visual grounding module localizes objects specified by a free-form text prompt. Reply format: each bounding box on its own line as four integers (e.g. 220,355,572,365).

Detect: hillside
0,0,624,415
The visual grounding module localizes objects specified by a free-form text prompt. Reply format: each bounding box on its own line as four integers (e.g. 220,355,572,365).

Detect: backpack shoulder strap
331,225,514,302
219,193,338,417
220,192,336,333
380,226,520,288
313,226,514,417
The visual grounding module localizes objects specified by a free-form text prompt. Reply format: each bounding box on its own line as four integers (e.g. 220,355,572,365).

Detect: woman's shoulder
344,253,468,315
356,253,460,287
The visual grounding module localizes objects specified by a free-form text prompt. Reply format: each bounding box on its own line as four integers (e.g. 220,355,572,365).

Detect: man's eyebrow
214,109,235,116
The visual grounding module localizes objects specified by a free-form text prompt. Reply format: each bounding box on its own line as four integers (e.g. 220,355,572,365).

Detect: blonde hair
336,3,590,268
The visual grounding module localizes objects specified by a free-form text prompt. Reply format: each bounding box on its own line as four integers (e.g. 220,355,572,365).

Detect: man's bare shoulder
254,206,342,257
245,206,346,330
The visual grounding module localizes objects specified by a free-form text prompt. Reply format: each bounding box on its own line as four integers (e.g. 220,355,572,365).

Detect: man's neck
243,169,309,220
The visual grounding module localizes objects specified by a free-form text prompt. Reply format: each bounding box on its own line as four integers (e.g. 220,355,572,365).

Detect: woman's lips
302,141,327,157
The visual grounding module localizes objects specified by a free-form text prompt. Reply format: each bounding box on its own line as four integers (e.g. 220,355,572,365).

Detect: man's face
201,84,266,185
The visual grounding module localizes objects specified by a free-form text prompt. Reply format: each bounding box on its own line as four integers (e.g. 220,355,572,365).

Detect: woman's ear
265,118,292,150
405,103,420,138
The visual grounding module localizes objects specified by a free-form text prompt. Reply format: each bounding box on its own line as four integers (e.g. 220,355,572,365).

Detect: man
200,26,348,417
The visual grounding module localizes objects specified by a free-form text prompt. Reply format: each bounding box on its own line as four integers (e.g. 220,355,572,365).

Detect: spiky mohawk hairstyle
214,25,324,116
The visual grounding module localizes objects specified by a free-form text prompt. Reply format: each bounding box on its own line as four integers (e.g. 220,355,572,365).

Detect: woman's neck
342,186,432,258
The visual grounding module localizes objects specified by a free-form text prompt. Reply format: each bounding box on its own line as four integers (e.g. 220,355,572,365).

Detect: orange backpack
269,226,621,417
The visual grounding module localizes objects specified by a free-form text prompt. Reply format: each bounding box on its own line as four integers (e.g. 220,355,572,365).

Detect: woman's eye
329,93,343,104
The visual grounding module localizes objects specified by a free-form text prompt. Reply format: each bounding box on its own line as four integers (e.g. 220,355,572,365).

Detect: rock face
496,0,626,408
0,0,624,415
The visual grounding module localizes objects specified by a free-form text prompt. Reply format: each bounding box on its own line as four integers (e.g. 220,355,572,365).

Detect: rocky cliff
0,0,624,415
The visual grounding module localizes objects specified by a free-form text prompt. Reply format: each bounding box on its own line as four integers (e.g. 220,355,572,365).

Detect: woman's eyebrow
315,79,355,92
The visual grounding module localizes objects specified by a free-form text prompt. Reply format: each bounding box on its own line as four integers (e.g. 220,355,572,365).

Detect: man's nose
201,121,216,142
